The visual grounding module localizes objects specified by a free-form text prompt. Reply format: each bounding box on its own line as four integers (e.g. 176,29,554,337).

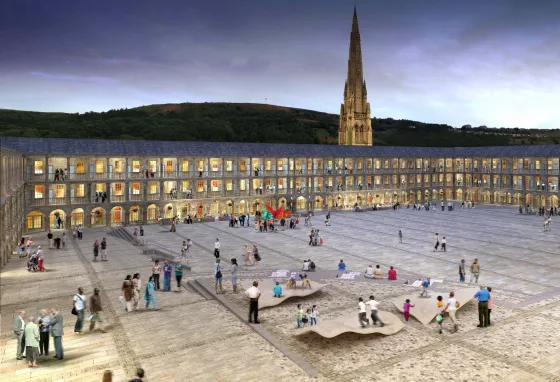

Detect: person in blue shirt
162,260,173,292
474,286,491,327
337,259,346,278
419,277,431,298
273,281,282,297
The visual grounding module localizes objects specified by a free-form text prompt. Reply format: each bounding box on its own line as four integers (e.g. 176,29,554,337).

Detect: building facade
1,137,559,239
339,7,373,146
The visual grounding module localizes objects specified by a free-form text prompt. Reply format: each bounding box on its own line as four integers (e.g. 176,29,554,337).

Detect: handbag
71,294,83,315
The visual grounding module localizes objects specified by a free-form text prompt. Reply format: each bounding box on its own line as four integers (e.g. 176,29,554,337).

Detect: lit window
95,160,104,173
239,161,246,172
133,160,140,173
181,160,189,172
132,183,141,195
76,161,85,174
181,181,189,192
27,215,42,229
148,182,157,194
76,184,85,197
197,181,204,192
166,160,173,173
278,179,284,189
198,160,204,171
95,184,105,192
239,179,246,191
55,184,65,198
34,161,43,174
277,160,283,170
226,161,233,171
211,160,219,172
226,180,233,191
265,160,271,171
211,180,219,191
114,160,123,173
149,160,157,172
114,183,123,195
34,185,44,198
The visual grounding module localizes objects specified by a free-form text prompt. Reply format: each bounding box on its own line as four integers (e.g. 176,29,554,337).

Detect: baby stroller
27,252,39,272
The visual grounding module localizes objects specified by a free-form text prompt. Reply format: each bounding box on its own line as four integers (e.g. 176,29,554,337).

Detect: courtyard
2,205,560,381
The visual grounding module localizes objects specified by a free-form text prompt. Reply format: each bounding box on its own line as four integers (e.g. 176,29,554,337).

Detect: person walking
231,258,238,293
132,273,142,310
24,316,40,368
47,231,54,249
89,288,107,333
358,297,369,327
38,310,51,356
442,291,460,332
367,295,385,327
50,307,64,360
245,281,261,324
152,260,162,290
214,238,220,258
93,240,99,261
441,236,447,252
121,275,134,312
13,311,26,360
100,238,108,261
474,286,490,328
398,230,403,243
73,287,86,334
214,259,223,294
470,259,480,283
433,233,440,252
459,259,466,282
129,368,145,382
37,246,45,271
420,277,431,297
144,276,158,311
163,260,173,292
175,261,185,292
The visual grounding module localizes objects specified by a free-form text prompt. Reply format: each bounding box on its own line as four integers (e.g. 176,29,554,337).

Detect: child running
436,295,444,334
403,299,415,323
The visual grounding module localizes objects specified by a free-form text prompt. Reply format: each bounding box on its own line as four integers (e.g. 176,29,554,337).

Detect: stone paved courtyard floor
2,205,560,381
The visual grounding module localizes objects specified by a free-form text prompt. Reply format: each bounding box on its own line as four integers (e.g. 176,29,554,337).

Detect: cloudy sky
1,0,559,129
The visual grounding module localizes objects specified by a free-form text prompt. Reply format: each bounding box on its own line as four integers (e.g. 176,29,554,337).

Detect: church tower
339,7,373,146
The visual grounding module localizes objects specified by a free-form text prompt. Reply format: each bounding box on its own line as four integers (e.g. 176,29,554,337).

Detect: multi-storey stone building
1,7,559,269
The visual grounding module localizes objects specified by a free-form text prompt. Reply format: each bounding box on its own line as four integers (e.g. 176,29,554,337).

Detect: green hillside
0,102,558,146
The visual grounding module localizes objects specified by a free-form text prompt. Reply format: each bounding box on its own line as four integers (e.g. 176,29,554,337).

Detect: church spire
347,5,364,89
339,6,372,146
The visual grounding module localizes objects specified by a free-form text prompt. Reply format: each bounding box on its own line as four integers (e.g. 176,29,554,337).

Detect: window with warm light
148,182,157,194
76,184,85,197
76,161,85,174
34,161,43,174
197,180,204,192
181,160,189,172
239,179,246,191
278,178,284,189
149,160,157,172
226,180,233,191
211,159,219,172
166,160,173,173
34,185,44,198
239,160,246,172
132,183,141,194
132,160,140,173
197,160,204,171
55,184,65,198
277,160,283,170
181,181,189,192
226,160,233,171
95,184,105,192
114,160,123,173
114,183,123,196
95,160,104,173
211,180,219,191
265,160,271,171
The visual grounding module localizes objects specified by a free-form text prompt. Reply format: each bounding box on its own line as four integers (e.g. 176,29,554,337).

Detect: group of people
229,214,250,227
150,259,186,295
308,229,323,246
13,308,65,367
17,237,47,272
296,304,319,327
94,191,108,203
91,237,108,261
47,230,66,249
364,264,397,280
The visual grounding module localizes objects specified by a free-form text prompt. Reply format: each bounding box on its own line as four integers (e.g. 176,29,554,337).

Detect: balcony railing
129,194,143,201
69,173,88,181
111,195,126,202
70,197,89,204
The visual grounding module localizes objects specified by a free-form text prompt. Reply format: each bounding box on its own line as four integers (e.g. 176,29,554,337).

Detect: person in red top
388,266,397,280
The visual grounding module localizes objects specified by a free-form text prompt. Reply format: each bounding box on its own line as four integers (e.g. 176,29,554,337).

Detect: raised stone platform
294,310,404,338
240,278,326,309
390,287,478,325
